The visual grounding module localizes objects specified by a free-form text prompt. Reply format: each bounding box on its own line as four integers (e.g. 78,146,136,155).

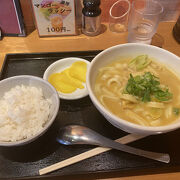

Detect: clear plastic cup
109,0,131,33
128,0,163,44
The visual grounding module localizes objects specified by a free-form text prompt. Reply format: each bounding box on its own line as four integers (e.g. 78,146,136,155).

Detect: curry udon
94,55,180,127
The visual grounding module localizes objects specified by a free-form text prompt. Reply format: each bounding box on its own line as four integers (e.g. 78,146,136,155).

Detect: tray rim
1,50,102,80
0,50,180,180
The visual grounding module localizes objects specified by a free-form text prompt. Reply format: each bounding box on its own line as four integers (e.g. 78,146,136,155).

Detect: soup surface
94,55,180,127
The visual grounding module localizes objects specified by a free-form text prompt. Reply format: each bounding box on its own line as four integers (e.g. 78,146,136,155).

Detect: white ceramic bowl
43,57,90,100
0,75,60,146
87,43,180,135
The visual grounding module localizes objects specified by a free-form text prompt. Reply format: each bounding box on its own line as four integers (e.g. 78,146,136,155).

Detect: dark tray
0,51,180,180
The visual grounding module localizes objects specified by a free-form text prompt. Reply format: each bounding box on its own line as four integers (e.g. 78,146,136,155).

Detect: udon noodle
94,55,180,127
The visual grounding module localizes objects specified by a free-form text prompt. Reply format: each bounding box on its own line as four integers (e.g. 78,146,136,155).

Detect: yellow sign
31,0,76,37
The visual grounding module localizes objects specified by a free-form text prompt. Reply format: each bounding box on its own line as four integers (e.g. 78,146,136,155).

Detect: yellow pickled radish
64,69,84,89
68,61,87,82
48,61,87,93
48,73,76,93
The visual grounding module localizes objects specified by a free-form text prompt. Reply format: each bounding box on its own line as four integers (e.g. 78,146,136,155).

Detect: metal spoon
57,125,170,163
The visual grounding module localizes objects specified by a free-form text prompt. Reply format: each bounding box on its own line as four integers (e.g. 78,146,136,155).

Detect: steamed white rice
0,85,52,142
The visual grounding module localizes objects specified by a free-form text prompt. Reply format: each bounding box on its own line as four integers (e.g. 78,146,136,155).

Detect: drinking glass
128,0,163,44
109,0,130,33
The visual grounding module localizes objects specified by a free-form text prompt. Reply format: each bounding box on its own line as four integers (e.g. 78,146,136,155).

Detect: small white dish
43,57,90,100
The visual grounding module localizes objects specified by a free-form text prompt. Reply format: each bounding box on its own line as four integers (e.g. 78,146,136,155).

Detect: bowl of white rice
0,75,60,146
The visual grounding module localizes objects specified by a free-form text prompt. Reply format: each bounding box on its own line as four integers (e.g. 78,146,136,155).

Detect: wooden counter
0,22,179,68
0,22,180,180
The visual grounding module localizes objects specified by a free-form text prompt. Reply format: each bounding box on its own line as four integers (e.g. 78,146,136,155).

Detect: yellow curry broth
95,57,180,126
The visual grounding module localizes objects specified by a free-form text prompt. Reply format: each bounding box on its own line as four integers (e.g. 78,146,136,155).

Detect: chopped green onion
173,108,180,116
128,55,151,70
154,89,172,101
125,72,173,102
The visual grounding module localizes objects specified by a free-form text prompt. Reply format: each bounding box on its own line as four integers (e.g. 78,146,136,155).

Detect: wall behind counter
20,0,180,35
